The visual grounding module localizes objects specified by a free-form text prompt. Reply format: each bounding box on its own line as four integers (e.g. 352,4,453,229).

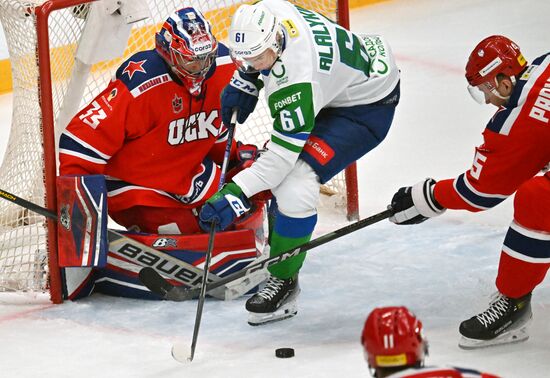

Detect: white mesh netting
0,0,350,296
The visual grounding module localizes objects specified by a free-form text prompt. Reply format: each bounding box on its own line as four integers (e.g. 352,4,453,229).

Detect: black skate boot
458,292,532,349
245,275,300,326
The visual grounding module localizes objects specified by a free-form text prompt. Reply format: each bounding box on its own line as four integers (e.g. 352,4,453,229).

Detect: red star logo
122,59,147,80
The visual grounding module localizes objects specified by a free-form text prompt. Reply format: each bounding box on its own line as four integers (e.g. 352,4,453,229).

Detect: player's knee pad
513,176,550,232
271,160,320,218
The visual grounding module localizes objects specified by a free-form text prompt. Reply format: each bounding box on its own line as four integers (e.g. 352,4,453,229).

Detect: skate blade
459,311,532,350
458,327,529,349
247,300,298,326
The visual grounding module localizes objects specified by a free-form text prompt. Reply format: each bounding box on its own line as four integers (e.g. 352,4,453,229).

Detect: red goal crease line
0,0,388,95
0,304,56,324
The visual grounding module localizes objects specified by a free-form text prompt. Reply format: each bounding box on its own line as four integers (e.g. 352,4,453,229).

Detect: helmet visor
467,84,487,104
230,47,275,74
467,79,498,104
230,54,260,74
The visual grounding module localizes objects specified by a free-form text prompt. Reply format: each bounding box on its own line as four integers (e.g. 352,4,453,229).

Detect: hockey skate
245,275,300,326
458,292,532,349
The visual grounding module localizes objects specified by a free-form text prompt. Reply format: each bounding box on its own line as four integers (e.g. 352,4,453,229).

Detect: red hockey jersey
59,45,236,211
388,365,499,378
433,53,550,211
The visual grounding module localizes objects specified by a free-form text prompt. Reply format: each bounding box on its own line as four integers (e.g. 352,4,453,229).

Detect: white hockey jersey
233,0,399,197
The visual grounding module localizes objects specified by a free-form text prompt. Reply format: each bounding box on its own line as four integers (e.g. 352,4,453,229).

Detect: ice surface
1,0,549,377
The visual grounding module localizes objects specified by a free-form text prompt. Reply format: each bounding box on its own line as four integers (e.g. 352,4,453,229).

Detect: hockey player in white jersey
199,0,400,325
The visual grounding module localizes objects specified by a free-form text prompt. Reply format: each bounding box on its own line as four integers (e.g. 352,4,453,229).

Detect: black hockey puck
275,348,295,358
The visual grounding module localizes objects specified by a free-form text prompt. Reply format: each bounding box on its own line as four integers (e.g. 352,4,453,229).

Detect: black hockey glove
221,70,263,125
389,178,446,225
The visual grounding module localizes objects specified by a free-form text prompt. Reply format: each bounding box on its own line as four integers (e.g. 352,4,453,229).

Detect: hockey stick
0,188,229,292
139,208,393,302
181,110,238,364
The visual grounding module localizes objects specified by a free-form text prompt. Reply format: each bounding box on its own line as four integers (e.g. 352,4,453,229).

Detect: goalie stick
0,188,227,292
139,208,393,301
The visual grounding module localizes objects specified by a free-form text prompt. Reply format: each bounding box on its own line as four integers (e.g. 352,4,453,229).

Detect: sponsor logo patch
303,135,334,165
152,238,178,248
282,19,299,38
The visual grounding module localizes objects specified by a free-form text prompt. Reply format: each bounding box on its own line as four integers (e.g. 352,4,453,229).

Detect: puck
275,347,295,358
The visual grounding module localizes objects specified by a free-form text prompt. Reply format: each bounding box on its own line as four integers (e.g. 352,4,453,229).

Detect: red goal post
0,0,357,303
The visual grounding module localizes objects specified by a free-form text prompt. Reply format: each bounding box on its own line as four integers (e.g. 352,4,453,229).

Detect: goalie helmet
228,3,283,73
156,7,218,96
361,306,427,370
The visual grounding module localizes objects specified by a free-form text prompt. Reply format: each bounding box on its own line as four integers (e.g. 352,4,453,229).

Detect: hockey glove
235,141,259,163
226,141,260,182
389,178,446,225
199,183,251,232
221,70,263,125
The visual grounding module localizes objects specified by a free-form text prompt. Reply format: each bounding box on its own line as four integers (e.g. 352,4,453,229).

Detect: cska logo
167,110,219,145
172,94,183,114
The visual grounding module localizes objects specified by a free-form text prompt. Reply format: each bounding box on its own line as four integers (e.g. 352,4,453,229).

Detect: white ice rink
1,0,549,377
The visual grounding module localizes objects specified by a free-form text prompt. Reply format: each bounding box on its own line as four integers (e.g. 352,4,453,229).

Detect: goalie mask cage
0,0,357,303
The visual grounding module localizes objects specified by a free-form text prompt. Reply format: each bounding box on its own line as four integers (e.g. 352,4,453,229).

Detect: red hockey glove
226,142,259,182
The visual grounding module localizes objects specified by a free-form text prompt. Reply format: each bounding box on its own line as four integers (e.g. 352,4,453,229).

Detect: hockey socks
244,211,316,325
268,210,317,279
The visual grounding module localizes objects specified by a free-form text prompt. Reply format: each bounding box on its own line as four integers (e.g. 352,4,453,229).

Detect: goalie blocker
57,175,268,300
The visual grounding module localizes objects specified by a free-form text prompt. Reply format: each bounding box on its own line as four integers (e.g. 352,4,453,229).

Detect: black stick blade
138,267,199,301
139,267,174,299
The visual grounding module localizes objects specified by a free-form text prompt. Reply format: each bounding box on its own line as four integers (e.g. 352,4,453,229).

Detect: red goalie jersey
59,45,236,219
433,52,550,212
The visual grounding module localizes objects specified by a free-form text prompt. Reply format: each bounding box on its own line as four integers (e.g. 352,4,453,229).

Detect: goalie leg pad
57,175,108,268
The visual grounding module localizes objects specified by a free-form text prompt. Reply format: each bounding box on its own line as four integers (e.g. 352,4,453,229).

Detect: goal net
0,0,356,302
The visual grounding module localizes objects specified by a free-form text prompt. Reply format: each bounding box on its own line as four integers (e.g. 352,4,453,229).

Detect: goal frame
4,0,357,303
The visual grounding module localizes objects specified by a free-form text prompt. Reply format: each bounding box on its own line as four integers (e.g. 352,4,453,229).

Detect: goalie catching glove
221,70,263,125
389,178,446,225
199,183,251,232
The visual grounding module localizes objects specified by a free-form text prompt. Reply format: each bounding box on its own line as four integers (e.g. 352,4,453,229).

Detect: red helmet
465,35,527,87
361,306,427,369
155,7,218,96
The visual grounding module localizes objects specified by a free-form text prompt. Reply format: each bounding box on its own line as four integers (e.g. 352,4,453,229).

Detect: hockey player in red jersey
59,7,257,235
57,8,266,300
388,35,550,348
362,306,500,378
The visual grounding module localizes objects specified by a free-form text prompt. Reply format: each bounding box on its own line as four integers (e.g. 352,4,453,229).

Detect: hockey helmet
156,7,218,96
361,306,427,370
465,35,527,103
228,3,283,73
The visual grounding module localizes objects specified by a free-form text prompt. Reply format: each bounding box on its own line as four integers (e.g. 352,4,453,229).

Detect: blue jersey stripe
454,174,507,209
59,133,108,164
504,227,550,259
278,130,311,141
